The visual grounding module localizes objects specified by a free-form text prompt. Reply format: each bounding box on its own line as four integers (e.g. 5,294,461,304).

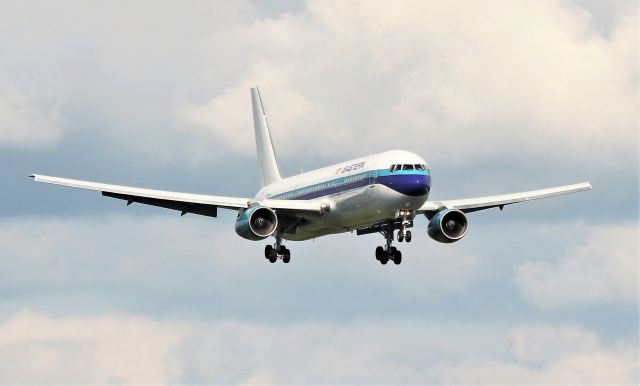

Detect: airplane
31,87,592,265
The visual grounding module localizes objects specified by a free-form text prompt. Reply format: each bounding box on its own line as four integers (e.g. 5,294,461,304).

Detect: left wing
30,174,324,217
418,182,592,216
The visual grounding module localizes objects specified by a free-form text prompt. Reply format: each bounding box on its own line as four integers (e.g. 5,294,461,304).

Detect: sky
0,0,638,384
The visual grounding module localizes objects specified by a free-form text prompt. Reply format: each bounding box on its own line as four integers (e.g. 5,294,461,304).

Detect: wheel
390,246,397,256
393,249,402,265
380,256,388,265
405,230,412,243
265,245,273,259
283,248,291,263
375,246,384,261
397,231,404,242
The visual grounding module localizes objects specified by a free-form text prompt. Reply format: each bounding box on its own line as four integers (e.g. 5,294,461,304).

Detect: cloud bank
0,310,636,384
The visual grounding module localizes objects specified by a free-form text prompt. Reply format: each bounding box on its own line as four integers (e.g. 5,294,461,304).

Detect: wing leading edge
30,174,325,217
418,182,592,216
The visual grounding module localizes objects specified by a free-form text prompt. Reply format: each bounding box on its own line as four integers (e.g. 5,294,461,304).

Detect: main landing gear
264,239,291,264
375,215,413,265
375,222,403,265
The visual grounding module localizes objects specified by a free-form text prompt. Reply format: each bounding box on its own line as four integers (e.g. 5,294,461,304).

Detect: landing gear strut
374,211,415,265
396,215,413,243
375,222,402,265
264,237,291,264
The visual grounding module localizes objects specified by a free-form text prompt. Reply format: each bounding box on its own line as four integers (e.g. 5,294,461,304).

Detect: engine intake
427,208,468,243
235,206,278,241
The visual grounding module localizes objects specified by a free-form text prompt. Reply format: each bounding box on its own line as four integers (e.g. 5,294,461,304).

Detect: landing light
399,209,414,217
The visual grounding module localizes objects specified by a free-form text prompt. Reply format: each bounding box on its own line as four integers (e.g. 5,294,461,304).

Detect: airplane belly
283,184,427,241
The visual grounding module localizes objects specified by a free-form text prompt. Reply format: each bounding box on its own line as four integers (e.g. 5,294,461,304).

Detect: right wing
31,174,324,217
418,182,592,216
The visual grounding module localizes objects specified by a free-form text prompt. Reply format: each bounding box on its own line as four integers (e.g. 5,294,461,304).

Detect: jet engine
235,206,279,241
427,208,468,243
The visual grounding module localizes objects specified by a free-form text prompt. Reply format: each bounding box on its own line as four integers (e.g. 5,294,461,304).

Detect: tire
397,232,404,242
380,257,388,265
265,245,273,259
283,248,291,263
375,246,384,261
393,250,402,265
405,230,412,243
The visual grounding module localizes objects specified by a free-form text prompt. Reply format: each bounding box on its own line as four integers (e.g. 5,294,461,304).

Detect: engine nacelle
427,209,469,243
234,206,279,241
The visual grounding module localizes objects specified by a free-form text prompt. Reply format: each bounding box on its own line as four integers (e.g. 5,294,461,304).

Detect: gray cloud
514,223,638,309
0,215,636,341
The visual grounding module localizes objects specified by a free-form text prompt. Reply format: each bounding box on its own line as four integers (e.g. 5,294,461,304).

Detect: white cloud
0,89,64,148
0,1,634,168
176,62,323,163
179,0,638,169
0,215,636,384
514,223,638,309
508,324,601,365
0,310,187,384
0,310,636,385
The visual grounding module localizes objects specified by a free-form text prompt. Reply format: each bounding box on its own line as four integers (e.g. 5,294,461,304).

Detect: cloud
2,1,633,168
0,3,637,384
176,62,322,163
0,214,484,317
514,223,638,309
178,0,638,169
0,310,636,384
508,324,601,365
0,89,64,148
0,1,255,162
0,310,187,384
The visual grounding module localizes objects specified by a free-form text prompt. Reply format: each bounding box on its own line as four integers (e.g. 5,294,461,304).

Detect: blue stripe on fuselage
269,169,431,200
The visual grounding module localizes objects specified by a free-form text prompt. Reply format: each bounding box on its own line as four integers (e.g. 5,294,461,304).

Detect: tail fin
251,87,282,187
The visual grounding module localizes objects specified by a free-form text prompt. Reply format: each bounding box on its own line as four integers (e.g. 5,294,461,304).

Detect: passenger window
402,164,414,170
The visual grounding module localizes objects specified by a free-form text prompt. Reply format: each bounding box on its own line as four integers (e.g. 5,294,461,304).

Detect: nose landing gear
397,229,412,243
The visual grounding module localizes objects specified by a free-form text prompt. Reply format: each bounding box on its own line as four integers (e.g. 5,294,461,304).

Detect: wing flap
102,192,218,217
419,182,592,214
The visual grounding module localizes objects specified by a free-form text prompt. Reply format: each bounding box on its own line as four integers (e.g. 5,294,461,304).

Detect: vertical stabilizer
251,87,282,187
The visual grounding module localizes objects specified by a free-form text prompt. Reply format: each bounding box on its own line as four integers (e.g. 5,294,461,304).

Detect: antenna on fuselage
251,86,283,187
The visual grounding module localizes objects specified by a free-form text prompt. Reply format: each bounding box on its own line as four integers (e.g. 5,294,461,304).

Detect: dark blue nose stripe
376,173,431,196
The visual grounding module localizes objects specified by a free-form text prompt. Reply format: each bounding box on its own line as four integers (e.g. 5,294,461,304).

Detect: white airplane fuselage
254,150,430,241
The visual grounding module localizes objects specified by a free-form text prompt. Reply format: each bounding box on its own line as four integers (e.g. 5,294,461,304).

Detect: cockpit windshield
389,163,428,173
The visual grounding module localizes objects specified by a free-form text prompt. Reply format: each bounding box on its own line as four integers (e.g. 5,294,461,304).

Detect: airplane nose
407,174,430,196
377,171,431,197
392,174,430,196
